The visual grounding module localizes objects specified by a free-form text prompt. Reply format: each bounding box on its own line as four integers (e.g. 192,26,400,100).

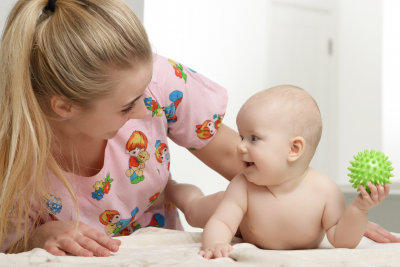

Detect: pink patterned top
42,54,228,237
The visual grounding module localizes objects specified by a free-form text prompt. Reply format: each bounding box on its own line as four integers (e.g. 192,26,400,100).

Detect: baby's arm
323,182,389,248
199,175,248,259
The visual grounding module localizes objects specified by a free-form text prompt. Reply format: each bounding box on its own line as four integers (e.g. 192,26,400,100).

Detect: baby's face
236,104,292,186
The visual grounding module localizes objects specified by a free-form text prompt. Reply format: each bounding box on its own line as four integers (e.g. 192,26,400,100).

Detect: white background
141,0,399,188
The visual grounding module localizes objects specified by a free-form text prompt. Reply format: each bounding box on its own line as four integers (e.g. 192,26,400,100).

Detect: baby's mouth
245,161,254,167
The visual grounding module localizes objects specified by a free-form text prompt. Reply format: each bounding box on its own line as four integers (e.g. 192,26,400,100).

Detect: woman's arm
190,123,245,181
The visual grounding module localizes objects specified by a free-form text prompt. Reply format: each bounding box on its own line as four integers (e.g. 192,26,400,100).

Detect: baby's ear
288,136,305,162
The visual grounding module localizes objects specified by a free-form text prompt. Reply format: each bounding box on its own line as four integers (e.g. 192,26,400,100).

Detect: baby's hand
353,182,389,212
199,243,233,259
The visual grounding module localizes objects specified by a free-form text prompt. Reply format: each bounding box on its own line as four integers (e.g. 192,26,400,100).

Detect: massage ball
348,149,394,193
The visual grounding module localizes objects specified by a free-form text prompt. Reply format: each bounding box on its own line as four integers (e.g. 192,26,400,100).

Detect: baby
166,85,389,259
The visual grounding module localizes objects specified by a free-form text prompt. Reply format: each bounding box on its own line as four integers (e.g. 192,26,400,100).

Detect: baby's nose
237,141,247,154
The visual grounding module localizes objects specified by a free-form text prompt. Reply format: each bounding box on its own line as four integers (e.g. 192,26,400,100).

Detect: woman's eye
121,103,135,114
251,135,259,142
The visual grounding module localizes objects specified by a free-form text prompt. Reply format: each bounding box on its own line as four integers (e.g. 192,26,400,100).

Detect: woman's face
68,61,153,140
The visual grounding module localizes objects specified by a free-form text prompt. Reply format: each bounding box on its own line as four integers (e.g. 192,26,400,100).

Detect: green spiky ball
348,150,394,193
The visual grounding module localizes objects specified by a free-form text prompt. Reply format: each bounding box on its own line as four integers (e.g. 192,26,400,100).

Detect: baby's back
239,168,334,249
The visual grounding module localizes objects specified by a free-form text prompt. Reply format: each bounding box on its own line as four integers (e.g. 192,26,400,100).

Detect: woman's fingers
364,228,390,243
365,221,400,243
83,226,121,253
38,221,121,257
77,235,111,257
57,238,93,257
45,245,67,256
374,223,400,243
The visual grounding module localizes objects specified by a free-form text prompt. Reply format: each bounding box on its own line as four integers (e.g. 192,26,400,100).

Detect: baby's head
236,85,322,185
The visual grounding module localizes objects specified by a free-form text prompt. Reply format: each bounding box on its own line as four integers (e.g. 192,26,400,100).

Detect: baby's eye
240,135,244,141
251,135,259,142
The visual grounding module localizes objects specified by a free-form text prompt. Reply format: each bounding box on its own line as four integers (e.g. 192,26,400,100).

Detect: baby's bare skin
199,86,388,258
166,86,389,259
238,168,333,250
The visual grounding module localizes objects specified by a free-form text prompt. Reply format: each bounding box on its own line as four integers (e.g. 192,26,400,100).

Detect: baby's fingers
199,249,213,259
376,184,390,202
358,184,371,200
212,245,232,258
221,246,233,257
213,249,224,258
384,184,390,197
367,182,379,202
376,184,385,202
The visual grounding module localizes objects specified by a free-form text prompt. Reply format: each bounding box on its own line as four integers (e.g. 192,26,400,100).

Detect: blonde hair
0,0,152,252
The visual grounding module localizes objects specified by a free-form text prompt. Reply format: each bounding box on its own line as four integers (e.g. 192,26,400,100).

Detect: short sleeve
1,208,39,252
148,54,228,150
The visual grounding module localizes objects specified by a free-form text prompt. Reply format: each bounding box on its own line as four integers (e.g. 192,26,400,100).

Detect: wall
0,1,143,32
125,0,144,22
382,0,400,179
143,1,390,182
0,0,17,33
336,0,383,184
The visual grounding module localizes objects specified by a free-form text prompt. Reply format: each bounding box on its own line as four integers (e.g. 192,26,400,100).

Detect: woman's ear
288,136,305,162
50,95,74,119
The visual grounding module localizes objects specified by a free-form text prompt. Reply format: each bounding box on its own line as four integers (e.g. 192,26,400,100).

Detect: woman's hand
30,220,121,257
365,221,400,243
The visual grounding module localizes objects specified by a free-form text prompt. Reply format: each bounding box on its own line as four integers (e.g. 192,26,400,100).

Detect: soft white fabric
1,228,399,267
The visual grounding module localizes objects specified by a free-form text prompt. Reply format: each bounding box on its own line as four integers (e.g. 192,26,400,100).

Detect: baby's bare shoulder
307,168,341,194
226,174,250,195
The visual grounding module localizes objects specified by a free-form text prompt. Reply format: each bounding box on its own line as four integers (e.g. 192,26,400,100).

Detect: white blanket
1,228,400,267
